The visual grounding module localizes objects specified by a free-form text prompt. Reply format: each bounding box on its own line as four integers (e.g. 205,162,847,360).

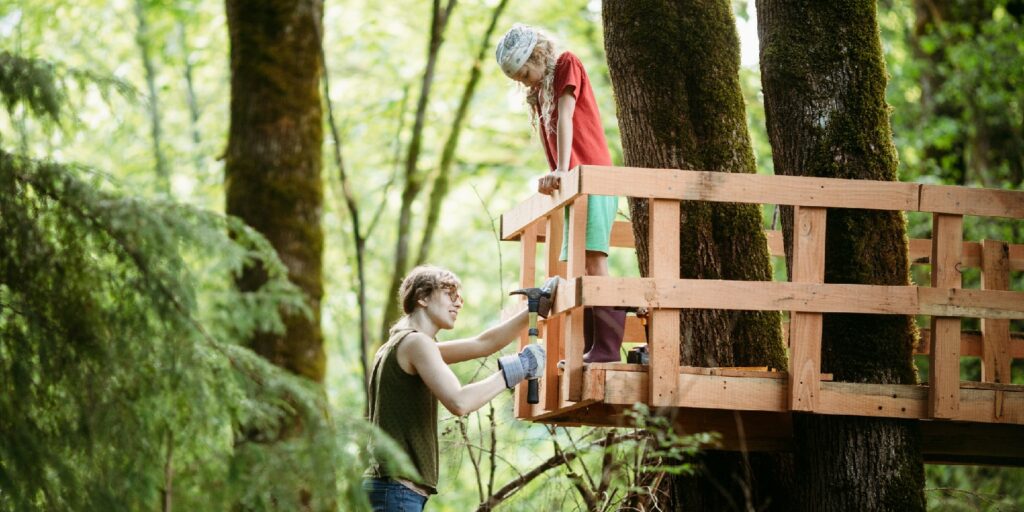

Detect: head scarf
495,24,538,77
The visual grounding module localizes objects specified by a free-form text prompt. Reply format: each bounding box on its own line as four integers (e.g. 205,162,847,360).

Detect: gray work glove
497,344,546,389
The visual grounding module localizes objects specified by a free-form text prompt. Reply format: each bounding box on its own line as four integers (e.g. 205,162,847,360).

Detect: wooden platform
501,166,1024,467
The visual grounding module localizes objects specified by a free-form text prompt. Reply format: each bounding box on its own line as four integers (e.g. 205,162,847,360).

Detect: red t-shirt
536,51,612,171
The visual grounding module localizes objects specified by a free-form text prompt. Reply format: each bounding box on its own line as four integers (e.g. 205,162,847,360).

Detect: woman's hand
537,169,567,195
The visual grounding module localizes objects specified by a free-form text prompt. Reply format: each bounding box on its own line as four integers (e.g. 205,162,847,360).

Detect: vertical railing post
544,212,565,410
788,206,826,411
648,199,680,407
981,239,1011,384
930,213,963,419
514,223,538,419
564,196,588,402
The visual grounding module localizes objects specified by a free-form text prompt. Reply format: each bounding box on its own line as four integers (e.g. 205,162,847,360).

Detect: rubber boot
583,306,626,363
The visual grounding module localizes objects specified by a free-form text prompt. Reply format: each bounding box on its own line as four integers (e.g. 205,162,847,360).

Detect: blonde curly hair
523,30,563,135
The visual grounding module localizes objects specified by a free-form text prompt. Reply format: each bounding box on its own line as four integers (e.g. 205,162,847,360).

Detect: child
363,266,549,511
496,23,625,363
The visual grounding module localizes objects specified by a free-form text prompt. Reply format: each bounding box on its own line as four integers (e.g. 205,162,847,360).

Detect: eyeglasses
442,287,463,305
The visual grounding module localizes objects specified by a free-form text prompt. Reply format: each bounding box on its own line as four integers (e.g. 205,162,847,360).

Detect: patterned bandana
495,24,538,78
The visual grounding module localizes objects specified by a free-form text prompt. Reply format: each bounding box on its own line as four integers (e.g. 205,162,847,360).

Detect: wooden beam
500,167,581,241
554,277,1024,320
921,421,1024,467
544,212,566,410
920,183,1024,219
579,165,921,211
514,224,538,419
930,214,964,420
789,206,826,412
981,240,1012,384
564,196,588,401
648,199,681,407
596,368,1024,425
914,329,1024,358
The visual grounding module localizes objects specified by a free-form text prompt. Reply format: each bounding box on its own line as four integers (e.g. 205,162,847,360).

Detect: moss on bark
758,0,926,509
225,0,326,383
604,0,790,508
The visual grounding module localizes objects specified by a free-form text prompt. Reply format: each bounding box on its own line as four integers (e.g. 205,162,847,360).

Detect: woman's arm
403,333,508,416
538,90,577,195
436,306,529,364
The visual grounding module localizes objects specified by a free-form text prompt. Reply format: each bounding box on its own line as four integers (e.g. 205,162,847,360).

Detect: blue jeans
362,478,428,512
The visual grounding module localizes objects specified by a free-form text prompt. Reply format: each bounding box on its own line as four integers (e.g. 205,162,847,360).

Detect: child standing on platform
496,23,625,363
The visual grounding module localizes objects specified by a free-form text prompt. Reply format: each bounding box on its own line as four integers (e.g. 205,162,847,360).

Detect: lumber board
578,165,921,211
920,183,1024,219
648,199,681,407
514,225,538,419
553,277,1024,319
914,329,1024,358
789,206,826,412
563,309,585,402
544,212,566,410
921,421,1024,466
930,213,964,419
981,240,1013,384
500,167,581,240
566,196,588,279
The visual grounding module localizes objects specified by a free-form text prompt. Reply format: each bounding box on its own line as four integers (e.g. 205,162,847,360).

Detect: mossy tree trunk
602,1,791,509
225,0,325,385
757,1,926,509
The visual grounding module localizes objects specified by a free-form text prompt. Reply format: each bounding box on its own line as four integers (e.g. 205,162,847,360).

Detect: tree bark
603,1,791,509
757,1,926,509
134,0,170,194
380,0,457,343
225,0,325,384
415,0,508,267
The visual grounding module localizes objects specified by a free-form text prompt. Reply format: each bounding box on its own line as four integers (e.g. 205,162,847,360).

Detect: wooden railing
501,165,1024,424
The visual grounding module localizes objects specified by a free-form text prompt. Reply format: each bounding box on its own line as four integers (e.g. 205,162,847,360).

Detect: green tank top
365,328,438,493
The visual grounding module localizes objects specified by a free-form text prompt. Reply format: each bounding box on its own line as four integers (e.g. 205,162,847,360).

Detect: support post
930,213,963,419
648,199,680,407
514,223,537,419
788,206,826,411
981,239,1011,384
544,212,565,410
564,196,588,402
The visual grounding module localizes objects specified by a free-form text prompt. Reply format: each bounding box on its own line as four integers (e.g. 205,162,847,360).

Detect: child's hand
537,170,566,195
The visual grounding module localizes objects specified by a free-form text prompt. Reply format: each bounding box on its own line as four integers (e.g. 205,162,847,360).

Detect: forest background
1,0,1022,510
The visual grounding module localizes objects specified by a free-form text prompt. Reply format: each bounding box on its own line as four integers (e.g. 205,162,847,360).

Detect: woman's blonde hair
397,265,461,315
524,30,562,135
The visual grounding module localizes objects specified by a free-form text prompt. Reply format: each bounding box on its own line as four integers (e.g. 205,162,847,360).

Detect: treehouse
500,165,1024,467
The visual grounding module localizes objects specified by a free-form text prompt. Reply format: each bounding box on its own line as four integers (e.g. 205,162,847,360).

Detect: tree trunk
603,1,791,509
757,1,926,509
380,0,457,343
225,0,325,384
134,0,170,194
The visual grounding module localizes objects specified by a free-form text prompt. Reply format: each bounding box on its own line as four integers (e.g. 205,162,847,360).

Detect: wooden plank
610,221,635,248
930,213,963,420
564,196,588,402
566,196,588,279
921,422,1024,467
546,211,566,278
544,212,565,410
915,329,1024,358
920,183,1024,219
623,315,647,343
648,199,681,407
556,276,1024,319
579,165,921,211
789,206,826,412
514,224,538,419
758,230,1024,271
982,240,1013,385
582,368,606,402
918,287,1024,320
500,167,581,241
603,370,790,412
563,309,585,402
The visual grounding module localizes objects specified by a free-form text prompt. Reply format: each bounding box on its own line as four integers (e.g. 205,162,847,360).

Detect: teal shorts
560,194,619,261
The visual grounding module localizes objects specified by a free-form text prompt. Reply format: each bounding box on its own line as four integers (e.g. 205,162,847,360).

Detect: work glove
497,344,546,389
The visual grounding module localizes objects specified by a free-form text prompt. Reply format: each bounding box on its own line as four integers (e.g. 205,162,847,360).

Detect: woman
362,265,549,511
496,23,625,363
